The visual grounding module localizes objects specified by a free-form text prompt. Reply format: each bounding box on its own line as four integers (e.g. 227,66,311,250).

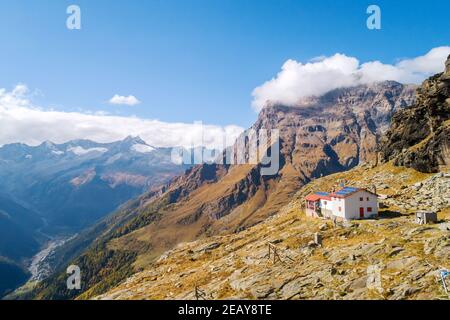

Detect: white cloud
252,46,450,111
0,85,244,150
108,94,141,106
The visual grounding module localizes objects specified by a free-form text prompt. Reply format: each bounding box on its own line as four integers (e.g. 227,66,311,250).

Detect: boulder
387,256,419,270
195,242,221,253
250,284,274,299
349,276,368,290
438,222,450,232
388,247,404,257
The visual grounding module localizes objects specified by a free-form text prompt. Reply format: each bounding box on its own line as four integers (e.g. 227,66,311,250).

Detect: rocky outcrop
350,169,450,213
380,55,450,173
385,172,450,213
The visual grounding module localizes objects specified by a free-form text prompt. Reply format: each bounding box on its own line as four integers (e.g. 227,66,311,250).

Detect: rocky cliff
380,55,450,173
255,81,415,178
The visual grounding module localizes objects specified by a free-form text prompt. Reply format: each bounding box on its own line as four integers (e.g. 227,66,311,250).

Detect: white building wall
319,199,334,217
329,197,346,219
365,191,379,217
343,191,378,220
320,199,332,211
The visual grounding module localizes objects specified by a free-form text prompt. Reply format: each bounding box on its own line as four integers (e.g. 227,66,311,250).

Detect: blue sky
0,0,449,145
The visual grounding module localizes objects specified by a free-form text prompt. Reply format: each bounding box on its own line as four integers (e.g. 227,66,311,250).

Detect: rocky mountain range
93,56,450,300
10,55,450,301
0,136,190,297
0,136,187,234
28,81,417,300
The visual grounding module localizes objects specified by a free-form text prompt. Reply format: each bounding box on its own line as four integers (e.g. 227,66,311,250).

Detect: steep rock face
255,81,416,180
380,55,450,173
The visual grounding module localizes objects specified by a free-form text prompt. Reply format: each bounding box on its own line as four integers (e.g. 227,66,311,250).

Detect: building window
359,197,363,201
338,206,342,212
367,197,369,201
324,201,327,205
368,207,372,212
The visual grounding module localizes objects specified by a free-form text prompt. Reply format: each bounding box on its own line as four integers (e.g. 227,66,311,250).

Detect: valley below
28,235,76,283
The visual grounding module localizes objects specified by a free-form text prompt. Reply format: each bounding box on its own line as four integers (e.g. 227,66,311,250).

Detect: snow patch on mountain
68,146,108,156
131,143,155,154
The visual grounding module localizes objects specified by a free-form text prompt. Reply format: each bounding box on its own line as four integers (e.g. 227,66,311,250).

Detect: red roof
305,194,321,201
305,193,331,201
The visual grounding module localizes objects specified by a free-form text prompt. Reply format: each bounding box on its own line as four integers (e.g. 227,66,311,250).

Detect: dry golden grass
439,207,450,220
96,161,448,300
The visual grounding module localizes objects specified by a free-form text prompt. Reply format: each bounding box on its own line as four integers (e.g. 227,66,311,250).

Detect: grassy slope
32,157,308,300
95,162,449,300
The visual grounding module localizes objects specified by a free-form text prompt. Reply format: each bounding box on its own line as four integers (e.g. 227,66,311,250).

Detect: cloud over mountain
252,46,450,111
0,86,243,149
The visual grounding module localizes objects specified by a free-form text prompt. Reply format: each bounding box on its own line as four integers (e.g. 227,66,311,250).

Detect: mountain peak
256,81,416,136
261,81,416,111
123,135,146,145
40,140,56,148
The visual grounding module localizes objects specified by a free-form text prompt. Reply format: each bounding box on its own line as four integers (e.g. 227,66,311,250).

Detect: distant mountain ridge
0,136,188,234
0,136,194,297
